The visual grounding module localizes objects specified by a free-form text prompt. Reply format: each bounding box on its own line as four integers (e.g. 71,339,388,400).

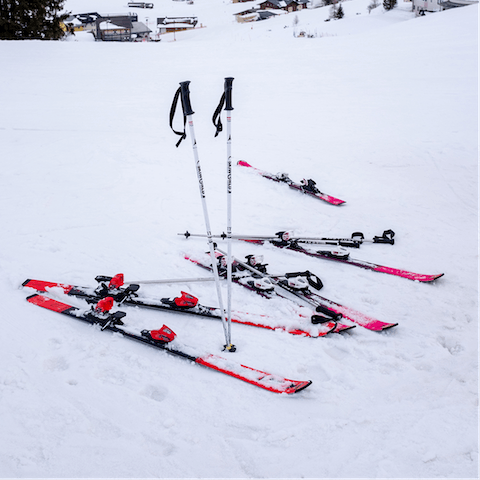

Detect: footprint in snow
141,384,168,403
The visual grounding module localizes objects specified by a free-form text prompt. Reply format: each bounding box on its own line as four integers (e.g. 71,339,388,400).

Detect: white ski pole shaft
224,77,234,344
179,81,234,352
125,277,217,285
215,246,275,281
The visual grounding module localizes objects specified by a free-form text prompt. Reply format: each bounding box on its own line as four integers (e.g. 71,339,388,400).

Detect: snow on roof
157,22,196,29
65,17,83,26
99,21,126,30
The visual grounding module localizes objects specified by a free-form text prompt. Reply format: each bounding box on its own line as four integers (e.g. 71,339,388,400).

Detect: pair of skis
22,276,312,395
184,250,398,332
181,230,444,283
22,276,333,338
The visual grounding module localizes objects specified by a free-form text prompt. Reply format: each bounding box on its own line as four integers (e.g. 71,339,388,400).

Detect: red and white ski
26,293,312,395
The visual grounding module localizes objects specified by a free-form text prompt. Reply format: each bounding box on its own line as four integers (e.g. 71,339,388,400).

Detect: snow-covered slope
0,0,478,477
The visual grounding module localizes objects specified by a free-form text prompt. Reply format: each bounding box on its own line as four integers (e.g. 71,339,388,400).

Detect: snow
99,21,127,29
0,0,478,477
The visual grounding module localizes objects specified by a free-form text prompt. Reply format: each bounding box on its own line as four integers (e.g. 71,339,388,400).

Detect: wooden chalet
156,16,198,34
96,16,133,41
128,2,154,8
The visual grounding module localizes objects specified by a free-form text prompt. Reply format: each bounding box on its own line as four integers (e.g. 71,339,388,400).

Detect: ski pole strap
169,86,187,147
212,92,225,137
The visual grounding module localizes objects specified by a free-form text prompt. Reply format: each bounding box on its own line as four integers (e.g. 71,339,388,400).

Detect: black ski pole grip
224,77,234,111
179,81,194,116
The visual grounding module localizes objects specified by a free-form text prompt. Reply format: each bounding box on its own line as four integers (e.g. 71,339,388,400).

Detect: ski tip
287,380,312,394
381,323,399,331
417,273,445,282
374,266,445,283
414,273,444,282
237,160,251,167
334,323,356,333
22,279,32,287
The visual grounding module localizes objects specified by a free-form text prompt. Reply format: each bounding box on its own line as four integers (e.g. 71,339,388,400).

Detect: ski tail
23,279,74,294
26,293,77,314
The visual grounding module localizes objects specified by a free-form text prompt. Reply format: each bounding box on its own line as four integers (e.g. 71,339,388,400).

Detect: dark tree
0,0,69,39
335,3,344,18
383,0,397,10
329,2,344,19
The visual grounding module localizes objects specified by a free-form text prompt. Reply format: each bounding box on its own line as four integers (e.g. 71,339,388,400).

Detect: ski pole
213,77,235,349
174,81,235,352
178,230,395,246
124,277,217,285
225,77,234,355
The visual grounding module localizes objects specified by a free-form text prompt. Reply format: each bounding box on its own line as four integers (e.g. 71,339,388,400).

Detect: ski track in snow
0,0,478,478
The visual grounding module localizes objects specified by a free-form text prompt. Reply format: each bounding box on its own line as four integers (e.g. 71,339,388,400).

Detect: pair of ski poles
170,78,235,352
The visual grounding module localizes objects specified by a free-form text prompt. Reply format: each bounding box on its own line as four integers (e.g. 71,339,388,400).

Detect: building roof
439,0,478,5
257,10,278,18
234,8,257,14
131,21,152,34
259,0,287,6
97,16,133,30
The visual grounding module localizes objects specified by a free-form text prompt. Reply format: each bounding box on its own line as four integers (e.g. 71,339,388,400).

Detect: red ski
26,294,312,395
